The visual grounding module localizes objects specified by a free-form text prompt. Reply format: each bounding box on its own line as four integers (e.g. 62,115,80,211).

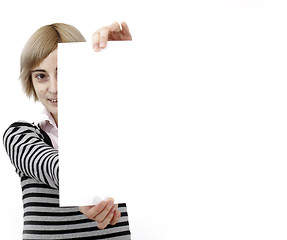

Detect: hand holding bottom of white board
79,198,121,229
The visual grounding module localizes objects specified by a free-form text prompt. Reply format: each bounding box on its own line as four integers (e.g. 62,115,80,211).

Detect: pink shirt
35,108,58,149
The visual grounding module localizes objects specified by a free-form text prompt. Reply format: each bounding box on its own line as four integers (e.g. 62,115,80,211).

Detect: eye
36,74,46,79
33,73,49,81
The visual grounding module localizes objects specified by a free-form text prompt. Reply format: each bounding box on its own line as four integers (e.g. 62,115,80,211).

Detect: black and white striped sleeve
3,121,59,189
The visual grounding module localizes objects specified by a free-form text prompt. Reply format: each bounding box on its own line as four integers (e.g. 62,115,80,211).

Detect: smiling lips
49,99,58,104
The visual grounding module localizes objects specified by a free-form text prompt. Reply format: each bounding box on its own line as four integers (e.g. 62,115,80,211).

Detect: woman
3,21,132,240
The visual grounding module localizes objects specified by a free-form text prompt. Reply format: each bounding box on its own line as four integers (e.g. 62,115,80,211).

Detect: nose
48,75,57,94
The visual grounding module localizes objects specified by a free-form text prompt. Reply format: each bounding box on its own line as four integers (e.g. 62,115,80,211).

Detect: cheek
33,83,45,99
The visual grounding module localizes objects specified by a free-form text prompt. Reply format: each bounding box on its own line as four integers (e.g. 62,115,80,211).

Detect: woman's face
31,49,58,124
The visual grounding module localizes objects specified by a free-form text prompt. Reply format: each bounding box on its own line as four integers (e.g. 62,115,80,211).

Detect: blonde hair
20,23,86,101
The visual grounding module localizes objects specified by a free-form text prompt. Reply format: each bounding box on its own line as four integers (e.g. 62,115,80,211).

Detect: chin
46,105,58,117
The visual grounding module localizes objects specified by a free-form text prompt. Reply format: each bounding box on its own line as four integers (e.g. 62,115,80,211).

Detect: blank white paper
58,41,197,207
58,38,287,239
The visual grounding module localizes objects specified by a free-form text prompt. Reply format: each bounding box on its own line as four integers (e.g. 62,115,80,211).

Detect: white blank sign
58,38,287,239
58,41,195,207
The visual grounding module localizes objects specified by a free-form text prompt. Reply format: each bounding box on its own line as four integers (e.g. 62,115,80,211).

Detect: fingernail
107,198,114,205
94,45,99,51
100,42,106,48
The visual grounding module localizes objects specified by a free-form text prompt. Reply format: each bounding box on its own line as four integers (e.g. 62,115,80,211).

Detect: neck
52,113,58,127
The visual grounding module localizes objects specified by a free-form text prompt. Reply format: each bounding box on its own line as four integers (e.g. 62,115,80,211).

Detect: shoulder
3,121,43,142
3,121,53,148
4,121,40,135
8,121,37,129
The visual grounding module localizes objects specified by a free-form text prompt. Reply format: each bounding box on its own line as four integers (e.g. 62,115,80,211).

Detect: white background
1,0,287,239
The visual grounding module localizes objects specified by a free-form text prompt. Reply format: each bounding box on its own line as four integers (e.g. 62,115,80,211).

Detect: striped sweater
3,121,131,240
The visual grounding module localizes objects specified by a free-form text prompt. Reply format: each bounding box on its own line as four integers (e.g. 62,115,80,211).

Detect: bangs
21,25,60,71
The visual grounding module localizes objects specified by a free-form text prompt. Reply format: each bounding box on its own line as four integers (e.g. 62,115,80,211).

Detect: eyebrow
31,68,57,73
31,69,47,73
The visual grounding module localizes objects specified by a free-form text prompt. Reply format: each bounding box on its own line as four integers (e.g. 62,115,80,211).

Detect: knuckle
100,34,108,41
96,215,105,223
100,26,109,33
97,201,107,210
82,209,94,220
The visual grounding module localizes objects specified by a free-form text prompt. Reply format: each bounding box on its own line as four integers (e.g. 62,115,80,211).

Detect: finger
79,205,91,213
80,201,107,220
94,198,114,223
121,22,132,37
121,21,129,33
92,32,100,51
110,22,122,33
99,27,110,49
88,201,107,219
110,209,121,226
97,221,108,230
97,204,118,230
97,211,113,230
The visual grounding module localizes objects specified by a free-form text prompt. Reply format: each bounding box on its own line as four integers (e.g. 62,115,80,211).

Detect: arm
3,122,120,229
3,121,59,189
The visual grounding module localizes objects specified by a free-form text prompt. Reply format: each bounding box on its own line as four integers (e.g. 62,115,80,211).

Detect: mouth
49,99,58,104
